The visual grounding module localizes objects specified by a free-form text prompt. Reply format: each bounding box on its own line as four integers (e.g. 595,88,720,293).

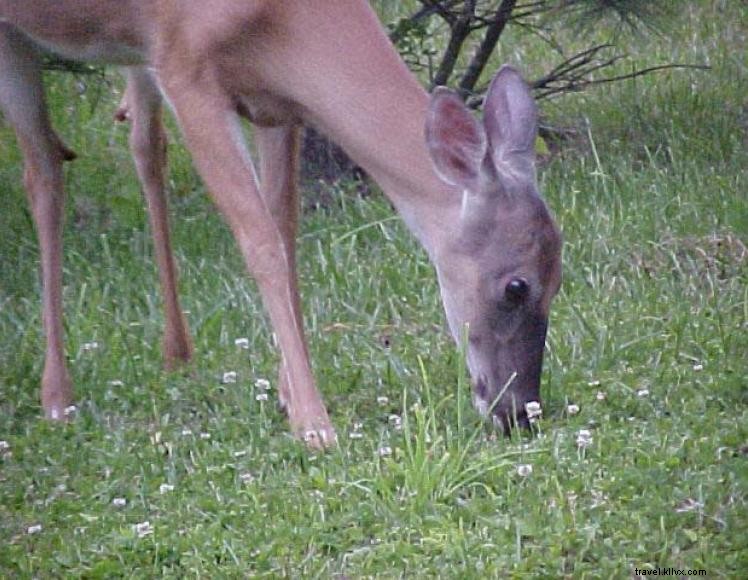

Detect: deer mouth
472,375,535,435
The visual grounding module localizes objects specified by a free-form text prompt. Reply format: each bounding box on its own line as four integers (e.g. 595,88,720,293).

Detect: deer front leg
256,125,306,415
0,25,76,419
122,67,192,367
160,79,335,448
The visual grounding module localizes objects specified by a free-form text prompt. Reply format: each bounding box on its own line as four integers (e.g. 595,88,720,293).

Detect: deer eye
505,277,530,302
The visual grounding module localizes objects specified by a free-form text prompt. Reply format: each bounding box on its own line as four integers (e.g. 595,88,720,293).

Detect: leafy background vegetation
0,0,745,576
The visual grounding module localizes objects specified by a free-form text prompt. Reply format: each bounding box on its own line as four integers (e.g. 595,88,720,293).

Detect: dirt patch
633,231,746,281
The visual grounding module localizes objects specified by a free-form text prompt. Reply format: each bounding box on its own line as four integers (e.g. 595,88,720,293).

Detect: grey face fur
426,66,562,432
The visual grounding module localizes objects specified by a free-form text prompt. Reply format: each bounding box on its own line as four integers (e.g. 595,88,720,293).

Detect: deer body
1,1,561,447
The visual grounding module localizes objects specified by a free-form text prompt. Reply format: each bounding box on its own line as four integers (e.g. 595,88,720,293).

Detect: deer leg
255,125,306,414
123,67,192,367
0,25,76,419
160,76,335,447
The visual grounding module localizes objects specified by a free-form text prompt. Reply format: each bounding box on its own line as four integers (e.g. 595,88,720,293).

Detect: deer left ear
425,87,487,188
483,65,538,185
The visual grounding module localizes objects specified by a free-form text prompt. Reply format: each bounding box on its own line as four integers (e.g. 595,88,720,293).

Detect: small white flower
566,404,580,415
82,341,99,351
516,463,533,477
181,428,193,436
64,405,77,417
239,472,255,484
692,363,704,372
636,388,650,398
254,378,271,390
590,489,608,508
233,450,247,458
0,441,9,452
27,524,43,535
576,429,593,449
159,484,175,495
525,401,542,420
199,432,211,440
378,446,393,457
112,497,127,507
108,379,124,387
134,521,153,538
596,391,606,401
349,432,364,439
376,396,389,406
234,337,250,349
222,371,237,384
255,393,269,402
587,380,601,387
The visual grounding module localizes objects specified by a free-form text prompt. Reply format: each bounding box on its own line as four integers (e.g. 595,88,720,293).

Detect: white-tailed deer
1,1,562,448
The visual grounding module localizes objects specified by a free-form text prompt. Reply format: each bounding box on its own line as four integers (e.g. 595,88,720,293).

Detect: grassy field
1,1,746,577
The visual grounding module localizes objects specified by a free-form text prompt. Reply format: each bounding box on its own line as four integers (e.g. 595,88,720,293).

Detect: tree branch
432,0,477,87
458,0,518,93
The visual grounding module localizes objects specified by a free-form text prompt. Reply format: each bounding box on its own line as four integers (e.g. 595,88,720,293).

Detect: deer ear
425,87,487,188
483,65,537,184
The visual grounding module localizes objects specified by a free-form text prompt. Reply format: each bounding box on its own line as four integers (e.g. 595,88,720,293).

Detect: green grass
1,1,746,577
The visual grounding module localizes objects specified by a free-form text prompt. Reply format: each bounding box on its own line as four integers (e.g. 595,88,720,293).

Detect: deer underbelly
26,33,145,66
235,93,302,127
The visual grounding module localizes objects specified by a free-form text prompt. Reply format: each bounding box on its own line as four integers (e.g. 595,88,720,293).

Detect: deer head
425,66,562,432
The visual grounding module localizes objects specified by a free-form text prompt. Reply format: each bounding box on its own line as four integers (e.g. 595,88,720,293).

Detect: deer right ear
425,87,487,188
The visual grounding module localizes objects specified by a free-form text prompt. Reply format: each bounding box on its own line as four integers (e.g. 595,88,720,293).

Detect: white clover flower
159,484,175,494
112,497,127,507
376,396,389,406
234,337,250,349
221,371,237,384
516,463,533,477
27,524,43,535
576,429,593,449
134,521,153,538
636,388,650,398
254,378,271,390
566,404,580,415
378,446,393,457
525,401,542,420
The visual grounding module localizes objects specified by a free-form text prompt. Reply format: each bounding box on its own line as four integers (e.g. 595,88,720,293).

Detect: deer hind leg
0,25,76,419
255,125,307,415
158,74,335,448
122,67,192,367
